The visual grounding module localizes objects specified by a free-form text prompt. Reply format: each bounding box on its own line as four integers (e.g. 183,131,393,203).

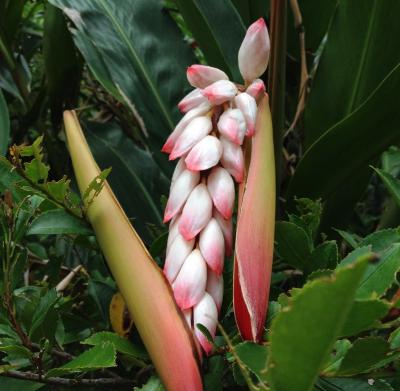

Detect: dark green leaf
322,339,351,373
267,253,371,391
176,0,246,80
27,209,92,235
358,227,400,253
316,377,394,391
305,0,400,146
0,378,43,391
340,299,389,337
275,221,312,270
308,241,338,271
341,244,400,299
50,0,196,147
46,342,116,377
374,168,400,210
389,327,400,349
82,331,147,359
0,89,10,156
235,342,268,382
288,65,400,221
204,356,224,391
337,337,389,375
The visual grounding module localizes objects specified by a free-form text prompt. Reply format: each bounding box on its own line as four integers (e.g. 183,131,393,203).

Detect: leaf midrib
97,0,174,130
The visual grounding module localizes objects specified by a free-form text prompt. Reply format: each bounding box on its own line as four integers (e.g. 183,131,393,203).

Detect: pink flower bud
207,167,235,219
162,103,211,154
202,80,238,105
178,89,209,113
179,183,212,240
166,215,180,253
164,234,195,283
238,18,270,83
206,270,224,311
220,137,245,183
246,79,266,101
199,218,225,275
213,209,233,256
217,108,246,145
173,249,207,309
187,65,228,89
185,136,222,171
169,116,212,160
193,292,218,354
164,170,200,223
171,158,186,186
234,93,257,137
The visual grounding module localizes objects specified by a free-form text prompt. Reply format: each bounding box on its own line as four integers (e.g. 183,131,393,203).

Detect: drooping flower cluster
162,18,270,353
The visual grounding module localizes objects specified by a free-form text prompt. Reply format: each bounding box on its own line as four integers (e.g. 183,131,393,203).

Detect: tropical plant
0,1,400,390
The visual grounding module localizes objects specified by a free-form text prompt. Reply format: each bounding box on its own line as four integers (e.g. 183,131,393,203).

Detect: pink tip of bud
187,65,228,89
207,167,235,219
202,80,238,105
220,138,245,183
246,79,266,102
178,88,208,113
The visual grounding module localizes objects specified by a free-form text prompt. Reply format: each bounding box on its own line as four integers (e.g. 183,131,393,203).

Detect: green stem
268,0,287,214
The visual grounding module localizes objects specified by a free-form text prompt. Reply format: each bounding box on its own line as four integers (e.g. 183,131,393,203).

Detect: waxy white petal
238,18,270,82
164,234,195,283
164,170,200,222
220,137,245,183
169,116,213,160
199,218,225,275
178,88,209,113
162,103,211,154
171,158,186,186
206,270,224,311
185,136,222,171
193,292,218,354
179,183,213,240
207,167,235,219
202,80,238,105
187,65,228,89
213,209,233,256
166,215,181,254
173,249,207,309
234,93,257,137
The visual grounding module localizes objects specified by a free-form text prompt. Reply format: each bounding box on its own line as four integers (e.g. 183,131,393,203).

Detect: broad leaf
46,342,116,377
316,377,394,391
176,0,245,80
234,341,268,383
267,253,371,391
27,209,92,235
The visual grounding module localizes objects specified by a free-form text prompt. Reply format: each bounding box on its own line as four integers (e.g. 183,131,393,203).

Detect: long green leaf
305,0,400,146
50,0,196,147
0,89,10,155
176,0,245,80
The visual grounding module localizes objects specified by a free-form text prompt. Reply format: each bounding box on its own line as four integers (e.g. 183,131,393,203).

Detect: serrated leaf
341,244,400,299
339,299,389,337
267,253,371,391
275,221,312,271
308,241,338,271
336,337,389,375
82,167,111,208
134,376,165,391
234,342,268,383
358,227,400,253
45,176,71,203
24,158,49,183
288,198,322,241
82,331,147,359
46,342,116,377
322,339,352,374
27,209,92,235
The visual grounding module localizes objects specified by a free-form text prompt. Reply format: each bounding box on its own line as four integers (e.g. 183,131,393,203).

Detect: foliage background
0,0,400,390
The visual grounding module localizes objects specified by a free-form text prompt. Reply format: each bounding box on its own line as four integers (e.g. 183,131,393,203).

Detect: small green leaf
308,241,338,271
275,221,312,270
82,331,147,359
196,323,214,346
0,377,44,391
204,356,224,391
341,244,400,299
46,342,116,377
340,300,389,337
374,167,400,209
82,167,111,208
288,198,322,241
335,229,361,249
322,339,352,374
337,337,389,375
234,342,268,382
27,209,92,235
389,327,400,349
134,376,165,391
24,158,49,183
267,253,371,391
45,176,71,203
